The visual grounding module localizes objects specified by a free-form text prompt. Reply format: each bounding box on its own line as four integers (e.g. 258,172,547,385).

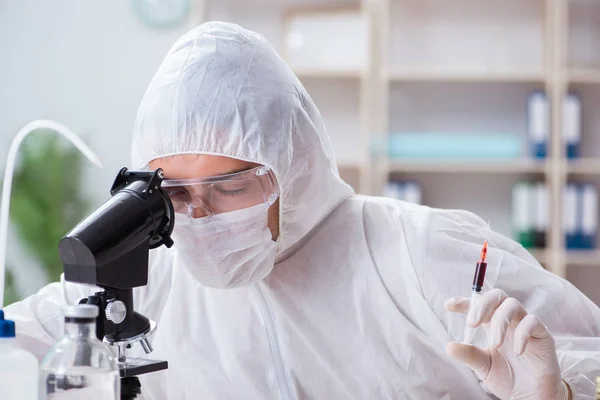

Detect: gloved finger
445,297,470,314
466,289,508,328
489,297,527,348
445,341,491,380
513,314,550,356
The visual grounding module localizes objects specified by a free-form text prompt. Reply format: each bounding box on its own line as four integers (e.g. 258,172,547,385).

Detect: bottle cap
64,304,99,319
0,310,16,338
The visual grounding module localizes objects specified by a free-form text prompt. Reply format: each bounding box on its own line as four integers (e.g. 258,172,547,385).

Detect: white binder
563,93,582,158
404,182,422,205
563,184,578,249
581,183,598,249
528,91,548,158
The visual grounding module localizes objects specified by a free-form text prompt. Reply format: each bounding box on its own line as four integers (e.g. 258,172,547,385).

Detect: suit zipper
256,286,295,400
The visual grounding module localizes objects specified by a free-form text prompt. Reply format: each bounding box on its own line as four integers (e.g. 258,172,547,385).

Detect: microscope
57,168,175,400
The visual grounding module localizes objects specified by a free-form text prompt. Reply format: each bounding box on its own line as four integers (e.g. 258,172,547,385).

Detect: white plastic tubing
0,120,102,307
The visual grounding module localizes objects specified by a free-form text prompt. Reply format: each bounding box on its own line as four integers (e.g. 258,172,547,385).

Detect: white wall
0,0,355,203
0,0,199,206
0,1,203,297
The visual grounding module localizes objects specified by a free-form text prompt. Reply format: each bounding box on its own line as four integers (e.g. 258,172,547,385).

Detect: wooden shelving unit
566,250,600,266
295,69,365,79
386,69,546,83
204,0,600,301
363,0,600,285
388,160,548,174
566,158,600,175
567,250,600,266
568,68,600,84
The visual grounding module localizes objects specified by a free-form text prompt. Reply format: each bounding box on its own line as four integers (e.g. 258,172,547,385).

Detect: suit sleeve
3,274,98,360
417,208,600,399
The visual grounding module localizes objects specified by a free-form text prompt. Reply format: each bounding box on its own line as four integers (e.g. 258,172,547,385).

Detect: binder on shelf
528,91,549,159
384,180,422,205
387,133,521,160
512,182,534,248
404,182,423,205
384,181,403,200
580,183,597,250
563,184,578,249
563,92,582,159
533,183,549,249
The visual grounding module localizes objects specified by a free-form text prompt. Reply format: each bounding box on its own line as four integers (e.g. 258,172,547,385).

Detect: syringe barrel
471,262,487,292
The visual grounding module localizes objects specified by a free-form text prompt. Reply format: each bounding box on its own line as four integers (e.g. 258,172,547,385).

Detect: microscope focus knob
105,300,127,324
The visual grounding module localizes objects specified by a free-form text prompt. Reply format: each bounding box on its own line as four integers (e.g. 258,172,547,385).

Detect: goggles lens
161,166,279,218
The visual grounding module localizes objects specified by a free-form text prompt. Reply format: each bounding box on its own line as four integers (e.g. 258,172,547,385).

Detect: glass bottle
39,304,120,399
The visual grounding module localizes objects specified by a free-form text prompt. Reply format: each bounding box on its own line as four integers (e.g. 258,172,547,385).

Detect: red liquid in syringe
471,240,488,293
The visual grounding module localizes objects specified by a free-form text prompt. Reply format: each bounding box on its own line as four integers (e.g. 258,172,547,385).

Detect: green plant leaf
3,269,19,306
2,130,90,300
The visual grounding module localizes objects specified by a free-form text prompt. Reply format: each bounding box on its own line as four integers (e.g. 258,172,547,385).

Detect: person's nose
190,205,208,219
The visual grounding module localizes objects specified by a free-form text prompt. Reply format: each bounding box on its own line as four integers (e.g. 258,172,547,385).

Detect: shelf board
566,159,600,175
568,68,600,84
566,250,600,266
386,69,545,83
388,160,547,174
294,69,364,79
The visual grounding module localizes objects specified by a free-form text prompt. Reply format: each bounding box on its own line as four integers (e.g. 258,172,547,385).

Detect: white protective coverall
6,22,600,399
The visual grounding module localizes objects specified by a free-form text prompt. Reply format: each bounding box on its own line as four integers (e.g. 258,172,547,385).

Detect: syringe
462,221,490,345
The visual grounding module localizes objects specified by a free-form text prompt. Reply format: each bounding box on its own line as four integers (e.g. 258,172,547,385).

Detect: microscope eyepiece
59,168,174,289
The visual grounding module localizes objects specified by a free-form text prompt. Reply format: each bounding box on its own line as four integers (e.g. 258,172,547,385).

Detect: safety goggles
161,166,279,218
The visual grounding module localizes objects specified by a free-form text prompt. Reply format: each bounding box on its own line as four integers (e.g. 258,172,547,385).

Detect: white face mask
172,204,277,289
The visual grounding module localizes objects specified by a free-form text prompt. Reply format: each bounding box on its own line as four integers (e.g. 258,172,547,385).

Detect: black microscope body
58,168,175,400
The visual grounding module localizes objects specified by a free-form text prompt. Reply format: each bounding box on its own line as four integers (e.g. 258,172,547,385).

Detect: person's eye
214,184,247,197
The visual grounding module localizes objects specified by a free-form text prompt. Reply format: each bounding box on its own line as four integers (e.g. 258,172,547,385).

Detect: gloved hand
445,289,572,400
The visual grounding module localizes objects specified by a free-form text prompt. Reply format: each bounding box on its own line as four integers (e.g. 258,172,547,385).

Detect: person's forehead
149,154,259,180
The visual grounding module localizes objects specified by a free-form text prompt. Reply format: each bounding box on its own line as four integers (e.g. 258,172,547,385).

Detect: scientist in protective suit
6,22,600,399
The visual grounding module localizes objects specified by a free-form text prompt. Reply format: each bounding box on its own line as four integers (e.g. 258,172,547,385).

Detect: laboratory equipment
0,120,102,308
58,167,175,400
40,304,119,399
0,309,38,400
462,223,490,345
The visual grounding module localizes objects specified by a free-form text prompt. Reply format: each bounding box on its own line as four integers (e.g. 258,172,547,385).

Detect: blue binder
528,91,549,159
563,93,582,159
564,184,578,249
579,183,597,250
384,181,422,205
